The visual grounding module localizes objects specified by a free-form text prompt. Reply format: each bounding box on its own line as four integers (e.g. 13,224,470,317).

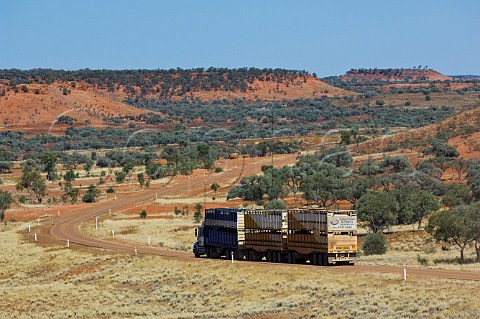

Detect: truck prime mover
193,208,357,265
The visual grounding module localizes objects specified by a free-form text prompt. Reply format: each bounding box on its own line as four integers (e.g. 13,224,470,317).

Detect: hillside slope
0,68,351,131
0,68,349,102
353,106,480,157
0,82,150,133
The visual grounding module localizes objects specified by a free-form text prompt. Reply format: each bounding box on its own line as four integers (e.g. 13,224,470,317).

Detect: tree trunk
475,241,480,263
460,245,465,264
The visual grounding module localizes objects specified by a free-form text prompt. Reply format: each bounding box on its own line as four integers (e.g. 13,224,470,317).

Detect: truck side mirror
195,228,198,237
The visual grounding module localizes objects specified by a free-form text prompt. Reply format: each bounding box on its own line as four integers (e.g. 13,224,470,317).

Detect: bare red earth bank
0,82,152,133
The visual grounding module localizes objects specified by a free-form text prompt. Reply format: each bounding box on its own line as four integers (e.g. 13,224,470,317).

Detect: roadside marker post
148,236,151,245
57,210,60,217
112,230,115,238
37,219,40,226
404,264,407,281
28,224,31,233
156,193,158,199
109,209,112,215
135,247,138,255
34,233,37,242
231,251,234,264
67,239,70,248
114,195,117,200
95,217,98,230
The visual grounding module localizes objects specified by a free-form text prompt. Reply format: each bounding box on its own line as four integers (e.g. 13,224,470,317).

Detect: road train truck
193,208,357,265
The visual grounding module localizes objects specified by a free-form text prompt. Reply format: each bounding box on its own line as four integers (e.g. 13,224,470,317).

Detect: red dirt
0,82,156,132
182,76,350,101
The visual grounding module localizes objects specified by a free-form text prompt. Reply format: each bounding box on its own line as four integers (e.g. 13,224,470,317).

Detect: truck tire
266,251,273,263
276,251,283,263
322,254,329,266
317,253,324,266
312,253,318,266
246,249,252,261
194,248,200,258
206,247,212,258
288,251,296,264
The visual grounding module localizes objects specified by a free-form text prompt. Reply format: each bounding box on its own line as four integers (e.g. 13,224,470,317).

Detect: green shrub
362,232,387,255
265,199,287,209
214,167,223,173
174,206,181,215
139,209,147,219
417,254,429,267
106,186,115,193
256,199,265,207
18,195,27,204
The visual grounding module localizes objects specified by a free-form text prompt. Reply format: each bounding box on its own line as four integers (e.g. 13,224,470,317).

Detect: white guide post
37,219,40,226
231,251,234,264
95,217,98,230
135,247,137,255
67,239,70,248
28,224,31,233
404,264,407,281
109,209,112,215
34,233,37,242
57,210,60,217
112,230,115,238
155,193,158,199
148,236,151,245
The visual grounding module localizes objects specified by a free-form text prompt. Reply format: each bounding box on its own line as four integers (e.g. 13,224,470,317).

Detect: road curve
49,154,480,282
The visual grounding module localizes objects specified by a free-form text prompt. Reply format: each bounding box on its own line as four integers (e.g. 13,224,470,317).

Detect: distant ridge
450,75,480,80
0,68,349,102
340,68,452,83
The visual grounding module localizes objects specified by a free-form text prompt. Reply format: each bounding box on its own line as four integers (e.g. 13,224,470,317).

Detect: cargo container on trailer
193,208,356,265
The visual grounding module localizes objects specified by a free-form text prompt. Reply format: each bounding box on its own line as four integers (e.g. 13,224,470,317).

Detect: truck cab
193,222,206,257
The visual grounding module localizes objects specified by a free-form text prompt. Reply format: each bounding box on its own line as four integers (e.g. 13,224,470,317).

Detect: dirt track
50,154,480,282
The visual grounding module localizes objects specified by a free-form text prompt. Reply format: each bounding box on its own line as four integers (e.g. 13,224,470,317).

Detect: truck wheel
194,249,200,258
246,250,252,261
288,251,296,264
225,249,231,260
272,251,277,263
267,251,273,262
317,253,324,266
206,247,212,259
322,254,329,266
276,251,283,263
311,253,318,266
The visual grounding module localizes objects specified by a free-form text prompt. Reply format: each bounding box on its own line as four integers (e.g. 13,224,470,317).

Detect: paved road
50,154,480,282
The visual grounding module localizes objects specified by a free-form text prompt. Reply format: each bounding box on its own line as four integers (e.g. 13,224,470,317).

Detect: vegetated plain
1,67,480,318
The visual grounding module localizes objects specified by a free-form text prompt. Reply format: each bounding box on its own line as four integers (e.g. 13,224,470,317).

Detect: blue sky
1,0,479,76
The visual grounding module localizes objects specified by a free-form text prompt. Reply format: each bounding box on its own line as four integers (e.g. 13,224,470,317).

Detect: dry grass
79,213,197,252
358,230,480,272
2,222,480,318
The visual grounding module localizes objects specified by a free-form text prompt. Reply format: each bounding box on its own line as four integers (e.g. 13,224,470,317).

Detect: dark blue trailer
193,208,242,258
